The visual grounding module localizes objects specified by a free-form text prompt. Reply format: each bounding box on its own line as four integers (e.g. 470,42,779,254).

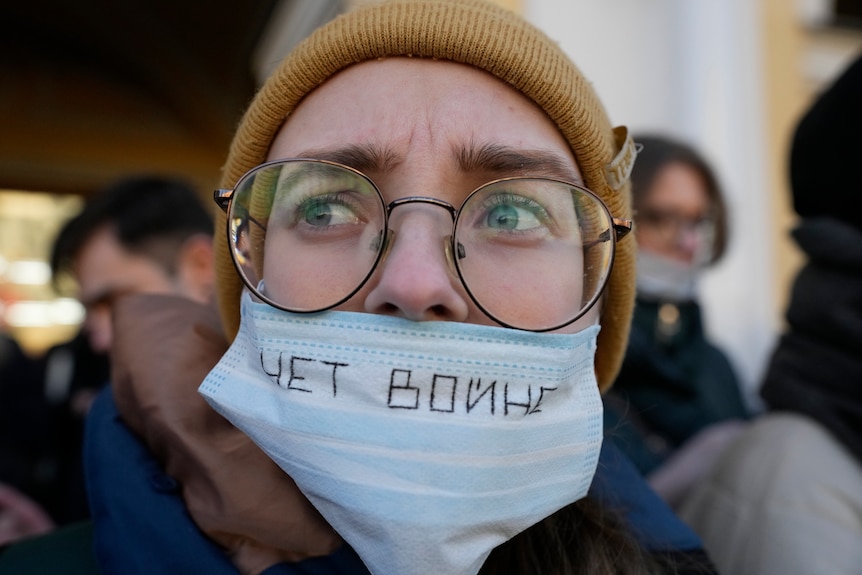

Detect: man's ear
174,234,216,304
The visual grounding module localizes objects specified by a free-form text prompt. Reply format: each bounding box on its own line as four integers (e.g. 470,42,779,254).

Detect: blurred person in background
0,175,215,545
0,291,55,546
602,134,751,508
678,51,862,575
50,175,216,359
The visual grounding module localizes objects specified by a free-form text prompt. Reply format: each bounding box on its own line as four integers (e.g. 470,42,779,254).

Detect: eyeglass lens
637,209,715,262
638,209,713,242
227,160,617,331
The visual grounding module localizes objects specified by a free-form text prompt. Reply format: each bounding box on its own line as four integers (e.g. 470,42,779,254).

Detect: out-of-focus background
1,0,860,407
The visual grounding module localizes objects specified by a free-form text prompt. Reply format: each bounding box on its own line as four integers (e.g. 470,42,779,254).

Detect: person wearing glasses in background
0,2,718,573
602,135,751,509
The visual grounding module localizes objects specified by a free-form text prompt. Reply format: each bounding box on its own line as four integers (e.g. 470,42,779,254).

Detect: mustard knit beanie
215,0,637,391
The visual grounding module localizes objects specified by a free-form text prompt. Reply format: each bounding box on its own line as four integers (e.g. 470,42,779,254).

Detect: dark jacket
603,297,750,474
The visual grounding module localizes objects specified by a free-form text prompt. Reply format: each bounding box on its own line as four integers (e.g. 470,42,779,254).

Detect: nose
85,307,113,354
363,203,470,322
674,224,704,263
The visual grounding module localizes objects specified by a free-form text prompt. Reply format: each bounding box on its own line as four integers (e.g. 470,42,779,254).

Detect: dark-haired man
0,175,217,545
51,175,216,354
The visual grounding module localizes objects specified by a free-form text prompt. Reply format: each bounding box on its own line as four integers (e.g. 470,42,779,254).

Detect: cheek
635,227,667,253
455,243,584,330
261,239,371,312
555,299,602,335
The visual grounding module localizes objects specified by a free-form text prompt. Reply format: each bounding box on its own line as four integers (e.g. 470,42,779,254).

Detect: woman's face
264,57,599,333
635,162,713,265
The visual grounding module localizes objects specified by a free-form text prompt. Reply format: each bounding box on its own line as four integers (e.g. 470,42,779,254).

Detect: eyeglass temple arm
214,189,232,212
612,218,633,241
213,188,267,233
572,217,634,250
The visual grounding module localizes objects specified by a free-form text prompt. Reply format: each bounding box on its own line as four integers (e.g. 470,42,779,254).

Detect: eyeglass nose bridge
386,196,458,219
377,196,463,277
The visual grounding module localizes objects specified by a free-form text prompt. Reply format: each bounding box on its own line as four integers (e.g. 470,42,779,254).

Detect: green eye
480,193,549,233
299,198,359,227
485,203,543,231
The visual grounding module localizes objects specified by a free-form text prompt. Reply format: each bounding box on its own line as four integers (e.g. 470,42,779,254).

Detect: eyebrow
294,141,582,184
455,142,583,184
79,285,136,310
296,144,402,174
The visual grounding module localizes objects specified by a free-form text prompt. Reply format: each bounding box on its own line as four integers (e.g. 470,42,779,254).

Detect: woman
602,135,750,505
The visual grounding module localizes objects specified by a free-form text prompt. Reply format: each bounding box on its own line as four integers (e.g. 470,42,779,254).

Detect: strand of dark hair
481,496,698,575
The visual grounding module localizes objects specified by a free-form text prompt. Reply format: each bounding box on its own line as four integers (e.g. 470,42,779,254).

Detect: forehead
267,57,580,181
72,226,173,298
643,163,710,209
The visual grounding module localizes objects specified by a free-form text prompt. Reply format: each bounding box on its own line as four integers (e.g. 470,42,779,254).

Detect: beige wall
761,0,808,329
761,0,862,328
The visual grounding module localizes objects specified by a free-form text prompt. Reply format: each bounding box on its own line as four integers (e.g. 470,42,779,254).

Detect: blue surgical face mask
200,291,603,575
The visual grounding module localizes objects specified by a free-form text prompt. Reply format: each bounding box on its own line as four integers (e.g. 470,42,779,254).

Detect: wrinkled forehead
266,57,582,184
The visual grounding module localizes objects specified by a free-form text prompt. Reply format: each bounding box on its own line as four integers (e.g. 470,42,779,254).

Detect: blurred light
5,298,85,327
51,298,86,323
7,260,52,285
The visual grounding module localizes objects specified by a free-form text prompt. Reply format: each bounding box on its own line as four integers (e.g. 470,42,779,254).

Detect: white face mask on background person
200,291,604,575
636,250,704,303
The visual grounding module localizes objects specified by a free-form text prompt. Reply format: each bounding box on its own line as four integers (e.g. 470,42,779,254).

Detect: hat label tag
605,126,637,191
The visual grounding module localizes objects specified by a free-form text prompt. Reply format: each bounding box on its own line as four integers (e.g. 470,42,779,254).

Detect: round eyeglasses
636,208,716,261
215,159,632,332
